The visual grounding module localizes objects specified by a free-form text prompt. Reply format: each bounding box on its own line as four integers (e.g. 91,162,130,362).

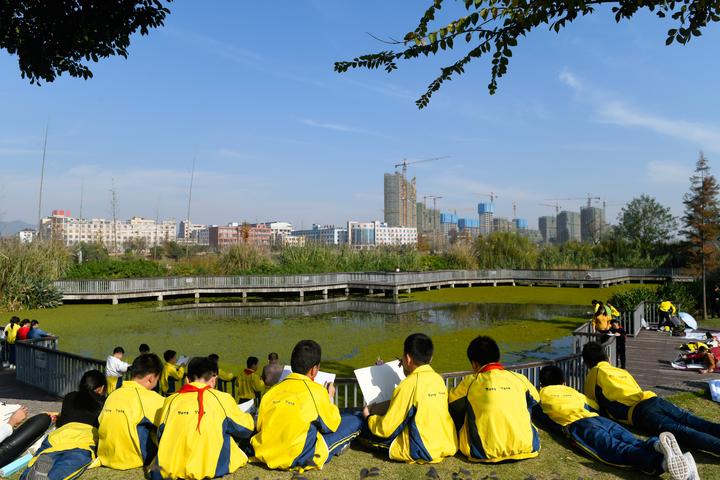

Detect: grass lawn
408,284,655,306
31,392,719,480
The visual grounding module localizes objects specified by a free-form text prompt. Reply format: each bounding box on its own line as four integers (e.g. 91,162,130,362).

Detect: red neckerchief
178,383,211,431
243,368,254,375
479,363,504,373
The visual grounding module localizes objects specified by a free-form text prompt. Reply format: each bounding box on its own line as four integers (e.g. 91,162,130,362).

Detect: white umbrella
679,312,698,330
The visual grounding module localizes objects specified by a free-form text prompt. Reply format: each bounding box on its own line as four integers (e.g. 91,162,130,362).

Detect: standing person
361,333,457,464
261,352,283,387
609,318,627,369
208,353,235,394
160,350,185,396
583,341,720,455
252,340,362,472
533,365,695,480
658,299,678,330
151,357,255,480
448,335,540,463
236,356,265,403
26,320,50,340
3,317,21,367
20,370,107,480
16,319,31,341
592,302,611,340
98,353,165,471
105,346,130,395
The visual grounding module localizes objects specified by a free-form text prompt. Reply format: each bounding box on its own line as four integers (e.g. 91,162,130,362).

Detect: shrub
65,258,166,279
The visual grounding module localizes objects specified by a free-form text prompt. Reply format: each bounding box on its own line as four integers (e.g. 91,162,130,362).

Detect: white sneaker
659,432,689,480
684,452,700,480
25,454,54,480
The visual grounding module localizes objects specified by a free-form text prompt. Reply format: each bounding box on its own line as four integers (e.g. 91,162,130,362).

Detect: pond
30,300,589,376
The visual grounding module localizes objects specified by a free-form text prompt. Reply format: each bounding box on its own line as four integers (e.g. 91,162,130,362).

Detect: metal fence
15,333,615,408
54,268,685,296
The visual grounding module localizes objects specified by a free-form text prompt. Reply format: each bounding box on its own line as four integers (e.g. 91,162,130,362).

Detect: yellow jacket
4,324,19,344
251,372,340,472
583,361,656,425
538,385,599,427
606,304,620,318
160,363,185,396
98,380,165,469
659,301,677,314
367,364,457,464
25,422,97,479
235,369,265,401
215,368,236,395
449,366,540,462
155,382,255,480
593,313,611,332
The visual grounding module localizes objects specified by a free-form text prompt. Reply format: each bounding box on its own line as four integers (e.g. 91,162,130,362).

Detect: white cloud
300,118,385,137
646,161,692,185
559,70,582,90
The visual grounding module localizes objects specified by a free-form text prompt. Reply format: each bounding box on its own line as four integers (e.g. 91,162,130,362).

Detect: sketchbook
354,361,405,406
278,365,336,386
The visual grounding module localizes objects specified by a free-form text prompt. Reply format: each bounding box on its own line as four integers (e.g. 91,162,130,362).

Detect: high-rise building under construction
384,172,417,228
580,206,605,243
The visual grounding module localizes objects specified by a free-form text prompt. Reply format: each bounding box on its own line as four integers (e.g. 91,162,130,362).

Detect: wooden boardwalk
0,370,61,416
626,329,719,396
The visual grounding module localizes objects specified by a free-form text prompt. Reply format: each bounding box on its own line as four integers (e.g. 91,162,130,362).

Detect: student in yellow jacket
98,354,165,470
658,300,678,330
533,365,695,480
3,317,20,365
361,333,457,464
448,335,540,463
252,340,363,472
21,370,107,480
235,356,265,403
208,353,235,395
160,350,185,396
583,341,720,456
150,356,255,480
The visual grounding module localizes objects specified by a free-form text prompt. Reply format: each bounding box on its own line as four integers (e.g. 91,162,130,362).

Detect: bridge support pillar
242,291,247,303
511,281,516,287
492,282,497,287
393,288,399,297
557,283,562,287
299,290,304,301
345,288,349,296
450,283,455,288
157,294,163,302
323,289,328,299
467,283,472,288
426,286,431,291
111,296,118,305
368,288,374,295
436,285,441,289
579,283,584,288
406,288,412,294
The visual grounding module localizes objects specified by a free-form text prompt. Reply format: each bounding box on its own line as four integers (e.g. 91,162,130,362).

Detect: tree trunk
703,251,708,320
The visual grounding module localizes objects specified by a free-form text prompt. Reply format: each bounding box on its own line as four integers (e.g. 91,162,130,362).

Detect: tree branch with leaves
335,1,720,108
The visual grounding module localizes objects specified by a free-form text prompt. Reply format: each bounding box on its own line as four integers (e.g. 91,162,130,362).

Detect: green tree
335,1,720,108
0,1,171,84
616,195,677,255
681,152,720,320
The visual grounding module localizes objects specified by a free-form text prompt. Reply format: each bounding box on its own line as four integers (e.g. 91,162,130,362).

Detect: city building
40,210,176,252
416,202,440,234
457,218,481,241
538,216,557,244
178,221,207,245
384,172,417,228
557,211,581,244
478,203,494,235
17,229,37,244
347,221,417,248
440,213,458,244
292,224,348,246
492,217,514,233
207,223,272,250
268,222,294,247
513,218,529,233
283,235,306,247
580,206,605,243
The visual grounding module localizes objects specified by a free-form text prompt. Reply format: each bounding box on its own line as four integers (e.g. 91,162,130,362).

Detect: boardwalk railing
53,268,691,303
16,334,615,407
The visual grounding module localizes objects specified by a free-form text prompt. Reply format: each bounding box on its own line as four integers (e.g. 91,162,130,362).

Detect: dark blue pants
634,396,720,455
567,416,663,475
359,419,396,451
322,412,364,463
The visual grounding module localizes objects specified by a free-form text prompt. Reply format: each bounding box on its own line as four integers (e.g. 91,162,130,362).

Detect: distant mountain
0,220,35,236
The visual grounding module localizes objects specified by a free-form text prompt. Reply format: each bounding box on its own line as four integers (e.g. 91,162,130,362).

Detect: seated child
21,370,106,479
105,346,129,394
252,340,362,472
98,354,165,470
360,333,457,464
151,356,254,480
448,335,539,462
208,353,235,394
236,356,265,403
698,346,717,374
533,365,696,480
160,350,184,396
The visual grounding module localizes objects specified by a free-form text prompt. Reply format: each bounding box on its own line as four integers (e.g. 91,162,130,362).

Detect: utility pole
110,179,118,254
185,155,197,258
37,125,49,239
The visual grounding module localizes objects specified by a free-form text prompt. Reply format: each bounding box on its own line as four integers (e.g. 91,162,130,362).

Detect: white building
269,222,293,246
178,221,208,245
348,221,417,248
17,229,37,244
41,210,176,252
292,224,348,245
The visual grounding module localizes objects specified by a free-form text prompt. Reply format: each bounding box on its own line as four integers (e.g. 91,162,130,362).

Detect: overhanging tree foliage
0,0,171,83
335,1,720,108
681,152,720,320
616,194,677,255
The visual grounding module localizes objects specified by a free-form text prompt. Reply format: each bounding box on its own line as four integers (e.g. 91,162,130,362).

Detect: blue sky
1,1,719,230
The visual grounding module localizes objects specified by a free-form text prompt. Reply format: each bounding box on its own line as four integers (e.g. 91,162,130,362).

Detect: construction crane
539,202,563,214
394,156,449,226
512,201,517,220
546,195,601,208
477,192,499,204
